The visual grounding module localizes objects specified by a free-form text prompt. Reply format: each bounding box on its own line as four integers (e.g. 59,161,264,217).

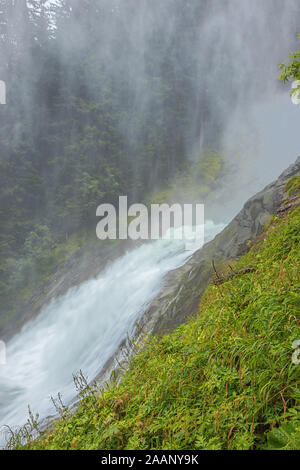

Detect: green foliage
0,227,85,330
279,34,300,82
279,34,300,98
0,1,228,326
263,412,300,450
13,202,300,451
285,175,300,197
0,225,56,327
9,225,57,294
24,226,54,263
145,152,223,205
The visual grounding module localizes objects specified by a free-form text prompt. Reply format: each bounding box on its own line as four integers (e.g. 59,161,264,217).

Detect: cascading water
0,220,224,446
0,0,299,450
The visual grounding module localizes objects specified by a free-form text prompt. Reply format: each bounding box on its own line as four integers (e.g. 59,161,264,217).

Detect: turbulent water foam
0,220,224,446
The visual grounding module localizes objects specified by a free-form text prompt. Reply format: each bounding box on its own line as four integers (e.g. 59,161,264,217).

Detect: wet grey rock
139,156,300,335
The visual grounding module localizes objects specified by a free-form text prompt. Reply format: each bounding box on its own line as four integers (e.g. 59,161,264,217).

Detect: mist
52,0,300,212
0,0,299,448
1,1,299,215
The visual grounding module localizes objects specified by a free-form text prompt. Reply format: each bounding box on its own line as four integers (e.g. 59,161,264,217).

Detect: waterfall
0,220,224,446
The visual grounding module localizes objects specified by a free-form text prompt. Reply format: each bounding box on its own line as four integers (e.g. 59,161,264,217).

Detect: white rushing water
0,220,224,446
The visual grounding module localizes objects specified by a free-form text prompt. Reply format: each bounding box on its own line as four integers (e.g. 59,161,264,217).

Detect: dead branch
212,265,255,285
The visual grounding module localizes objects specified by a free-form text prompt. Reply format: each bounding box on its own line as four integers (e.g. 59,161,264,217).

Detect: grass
285,174,300,197
7,195,300,451
0,228,125,331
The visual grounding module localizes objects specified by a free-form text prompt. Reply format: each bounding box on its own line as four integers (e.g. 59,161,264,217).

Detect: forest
0,0,299,452
1,0,298,327
0,0,227,322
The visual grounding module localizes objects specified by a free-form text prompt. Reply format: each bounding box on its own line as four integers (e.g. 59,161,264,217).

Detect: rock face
140,156,300,335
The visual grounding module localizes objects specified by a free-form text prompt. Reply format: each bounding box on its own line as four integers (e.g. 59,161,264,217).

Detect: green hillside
8,182,300,451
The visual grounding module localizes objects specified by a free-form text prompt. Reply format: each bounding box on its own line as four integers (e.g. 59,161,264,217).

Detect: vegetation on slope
0,1,227,325
9,184,300,451
279,33,300,100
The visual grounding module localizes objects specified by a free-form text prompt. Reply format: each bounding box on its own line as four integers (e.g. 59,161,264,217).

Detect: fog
0,1,299,218
52,0,300,211
0,0,300,446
